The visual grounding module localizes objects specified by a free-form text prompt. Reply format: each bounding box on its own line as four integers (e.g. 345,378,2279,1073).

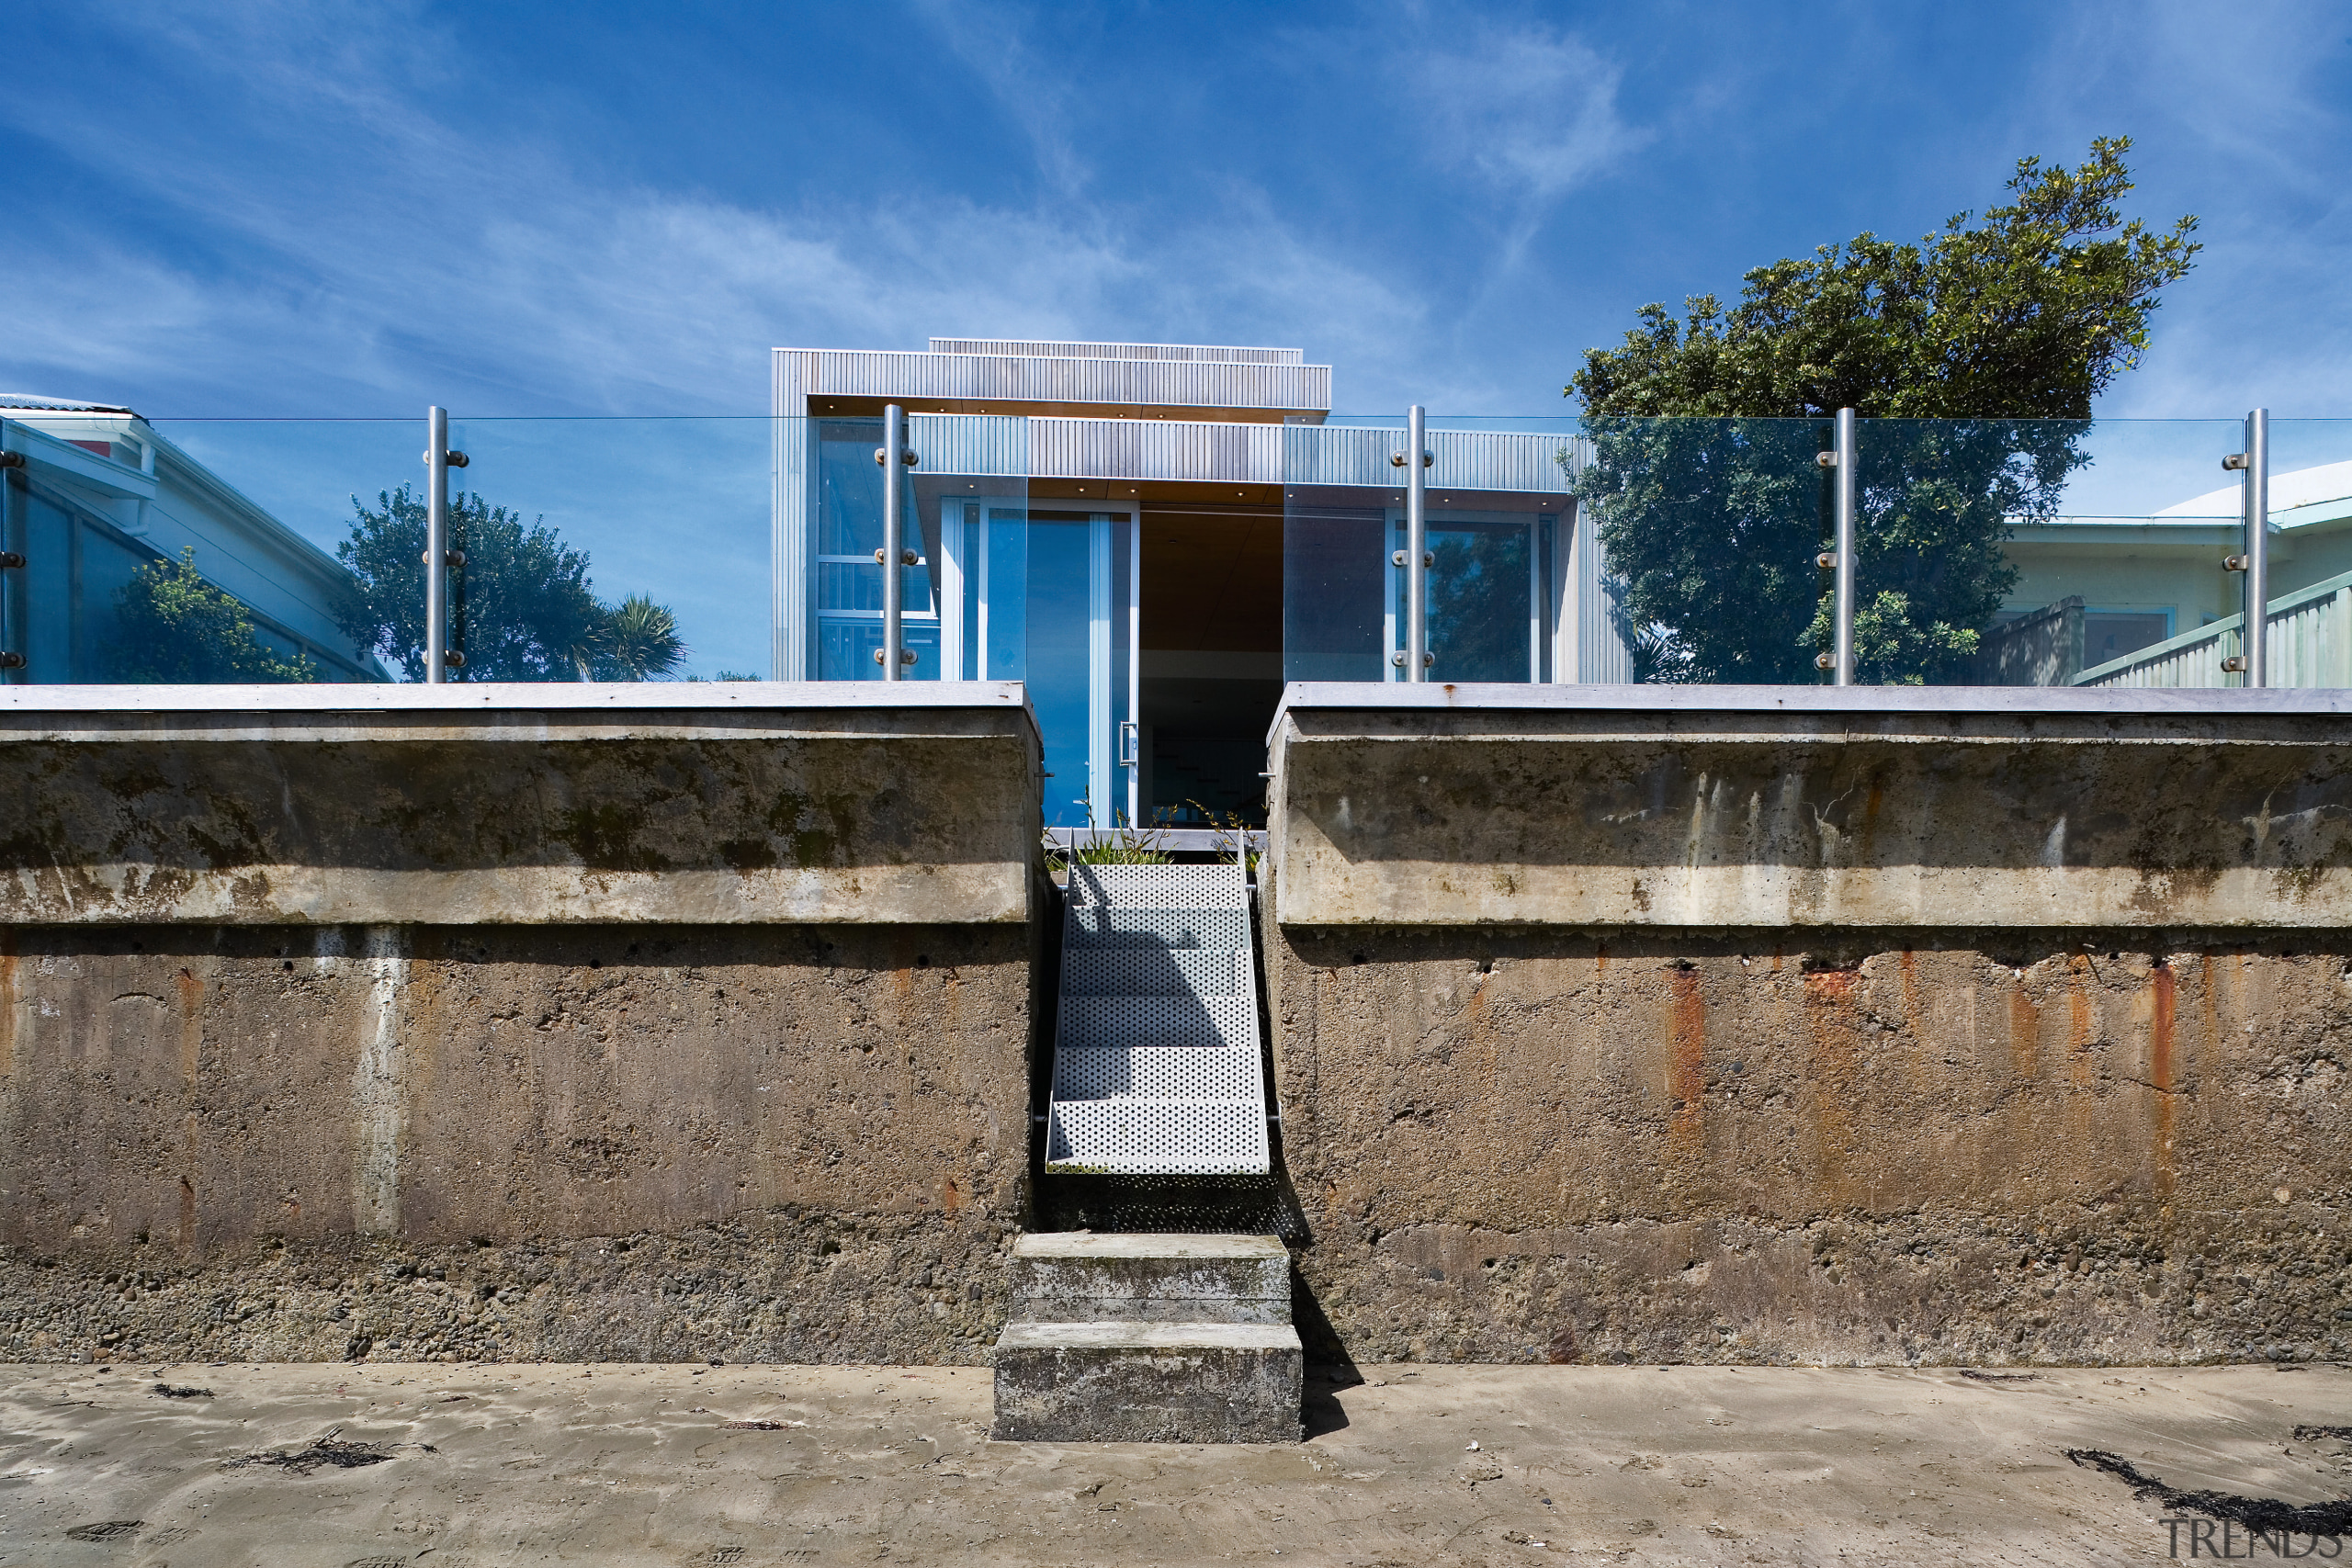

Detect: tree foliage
1569,138,2199,682
600,593,686,682
1429,527,1535,680
334,486,686,682
112,547,316,683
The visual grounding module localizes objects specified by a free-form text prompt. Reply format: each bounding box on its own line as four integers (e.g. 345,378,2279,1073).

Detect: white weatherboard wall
2075,568,2352,689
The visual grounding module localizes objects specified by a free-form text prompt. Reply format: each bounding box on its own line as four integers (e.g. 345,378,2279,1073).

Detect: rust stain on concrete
2151,960,2177,1201
1668,967,1706,1166
2008,984,2041,1080
1803,969,1860,1204
2065,953,2097,1090
175,966,202,1086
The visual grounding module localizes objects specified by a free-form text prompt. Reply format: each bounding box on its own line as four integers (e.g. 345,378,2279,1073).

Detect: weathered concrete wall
0,685,1042,1364
1271,684,2352,929
1265,686,2352,1366
1,683,1037,925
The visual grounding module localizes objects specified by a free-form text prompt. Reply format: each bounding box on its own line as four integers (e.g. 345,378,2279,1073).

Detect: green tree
1429,527,1534,680
1569,137,2199,683
595,593,687,681
112,547,316,682
335,486,685,682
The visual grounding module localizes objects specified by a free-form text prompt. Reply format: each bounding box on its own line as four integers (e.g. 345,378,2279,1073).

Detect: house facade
770,340,1620,829
2004,457,2352,677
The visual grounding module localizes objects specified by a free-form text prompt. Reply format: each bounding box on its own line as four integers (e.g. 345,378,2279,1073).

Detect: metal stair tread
1045,862,1271,1176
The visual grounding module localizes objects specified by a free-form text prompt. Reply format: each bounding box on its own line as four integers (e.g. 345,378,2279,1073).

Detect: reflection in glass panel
813,416,933,681
944,499,1029,681
3,411,424,683
424,417,773,682
1110,510,1135,824
1393,513,1539,682
1284,425,1592,684
1027,513,1092,827
1576,416,1833,684
1283,496,1389,682
1891,418,2245,687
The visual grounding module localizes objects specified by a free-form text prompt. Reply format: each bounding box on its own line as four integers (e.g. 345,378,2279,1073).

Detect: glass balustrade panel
7,413,424,683
1864,418,2253,688
444,417,777,684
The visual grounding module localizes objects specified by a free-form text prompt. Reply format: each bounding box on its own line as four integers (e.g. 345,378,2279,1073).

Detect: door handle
1118,721,1139,767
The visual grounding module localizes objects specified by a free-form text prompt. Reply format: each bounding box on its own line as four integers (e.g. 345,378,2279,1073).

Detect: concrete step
1009,1232,1290,1324
989,1321,1304,1443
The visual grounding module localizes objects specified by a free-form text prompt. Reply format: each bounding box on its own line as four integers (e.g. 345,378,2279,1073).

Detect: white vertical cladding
908,413,1029,478
1277,424,1577,491
771,352,817,679
928,339,1306,366
1427,430,1574,495
1028,418,1280,484
775,348,1330,414
1283,424,1403,487
1553,434,1633,683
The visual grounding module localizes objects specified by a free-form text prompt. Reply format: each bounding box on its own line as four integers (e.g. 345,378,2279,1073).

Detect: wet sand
2,1360,2347,1564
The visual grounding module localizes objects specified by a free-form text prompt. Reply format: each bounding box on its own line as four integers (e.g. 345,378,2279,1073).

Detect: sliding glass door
936,500,1136,829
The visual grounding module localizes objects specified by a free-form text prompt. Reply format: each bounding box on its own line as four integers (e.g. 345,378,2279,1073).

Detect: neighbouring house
1994,457,2352,682
0,396,381,683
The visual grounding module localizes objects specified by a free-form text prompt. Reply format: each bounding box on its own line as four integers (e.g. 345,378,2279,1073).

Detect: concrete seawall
13,678,2349,1370
0,684,1043,1365
1263,685,2352,1366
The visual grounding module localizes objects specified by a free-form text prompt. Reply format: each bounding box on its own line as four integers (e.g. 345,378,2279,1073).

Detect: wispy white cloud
1409,22,1650,203
906,0,1095,200
0,0,1484,413
2015,0,2352,418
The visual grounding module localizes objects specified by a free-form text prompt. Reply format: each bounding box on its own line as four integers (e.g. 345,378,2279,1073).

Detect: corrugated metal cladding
1281,425,1577,493
1031,419,1280,482
778,349,1329,412
907,415,1029,478
907,414,1579,490
927,339,1304,366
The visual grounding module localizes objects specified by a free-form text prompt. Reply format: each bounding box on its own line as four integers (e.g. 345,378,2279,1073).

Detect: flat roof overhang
808,395,1320,424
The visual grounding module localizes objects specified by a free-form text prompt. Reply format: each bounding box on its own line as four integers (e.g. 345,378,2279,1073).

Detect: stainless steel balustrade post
424,406,449,685
1406,404,1428,682
1833,407,1856,687
0,420,21,678
2246,407,2269,689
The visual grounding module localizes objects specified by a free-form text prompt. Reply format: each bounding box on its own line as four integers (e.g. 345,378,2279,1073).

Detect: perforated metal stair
1045,863,1271,1176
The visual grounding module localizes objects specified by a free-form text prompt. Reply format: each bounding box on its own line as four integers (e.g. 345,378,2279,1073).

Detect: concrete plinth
991,1232,1302,1442
1009,1233,1291,1324
989,1321,1303,1443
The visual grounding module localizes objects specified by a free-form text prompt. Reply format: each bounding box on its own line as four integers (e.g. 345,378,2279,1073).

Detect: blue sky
6,0,2348,421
